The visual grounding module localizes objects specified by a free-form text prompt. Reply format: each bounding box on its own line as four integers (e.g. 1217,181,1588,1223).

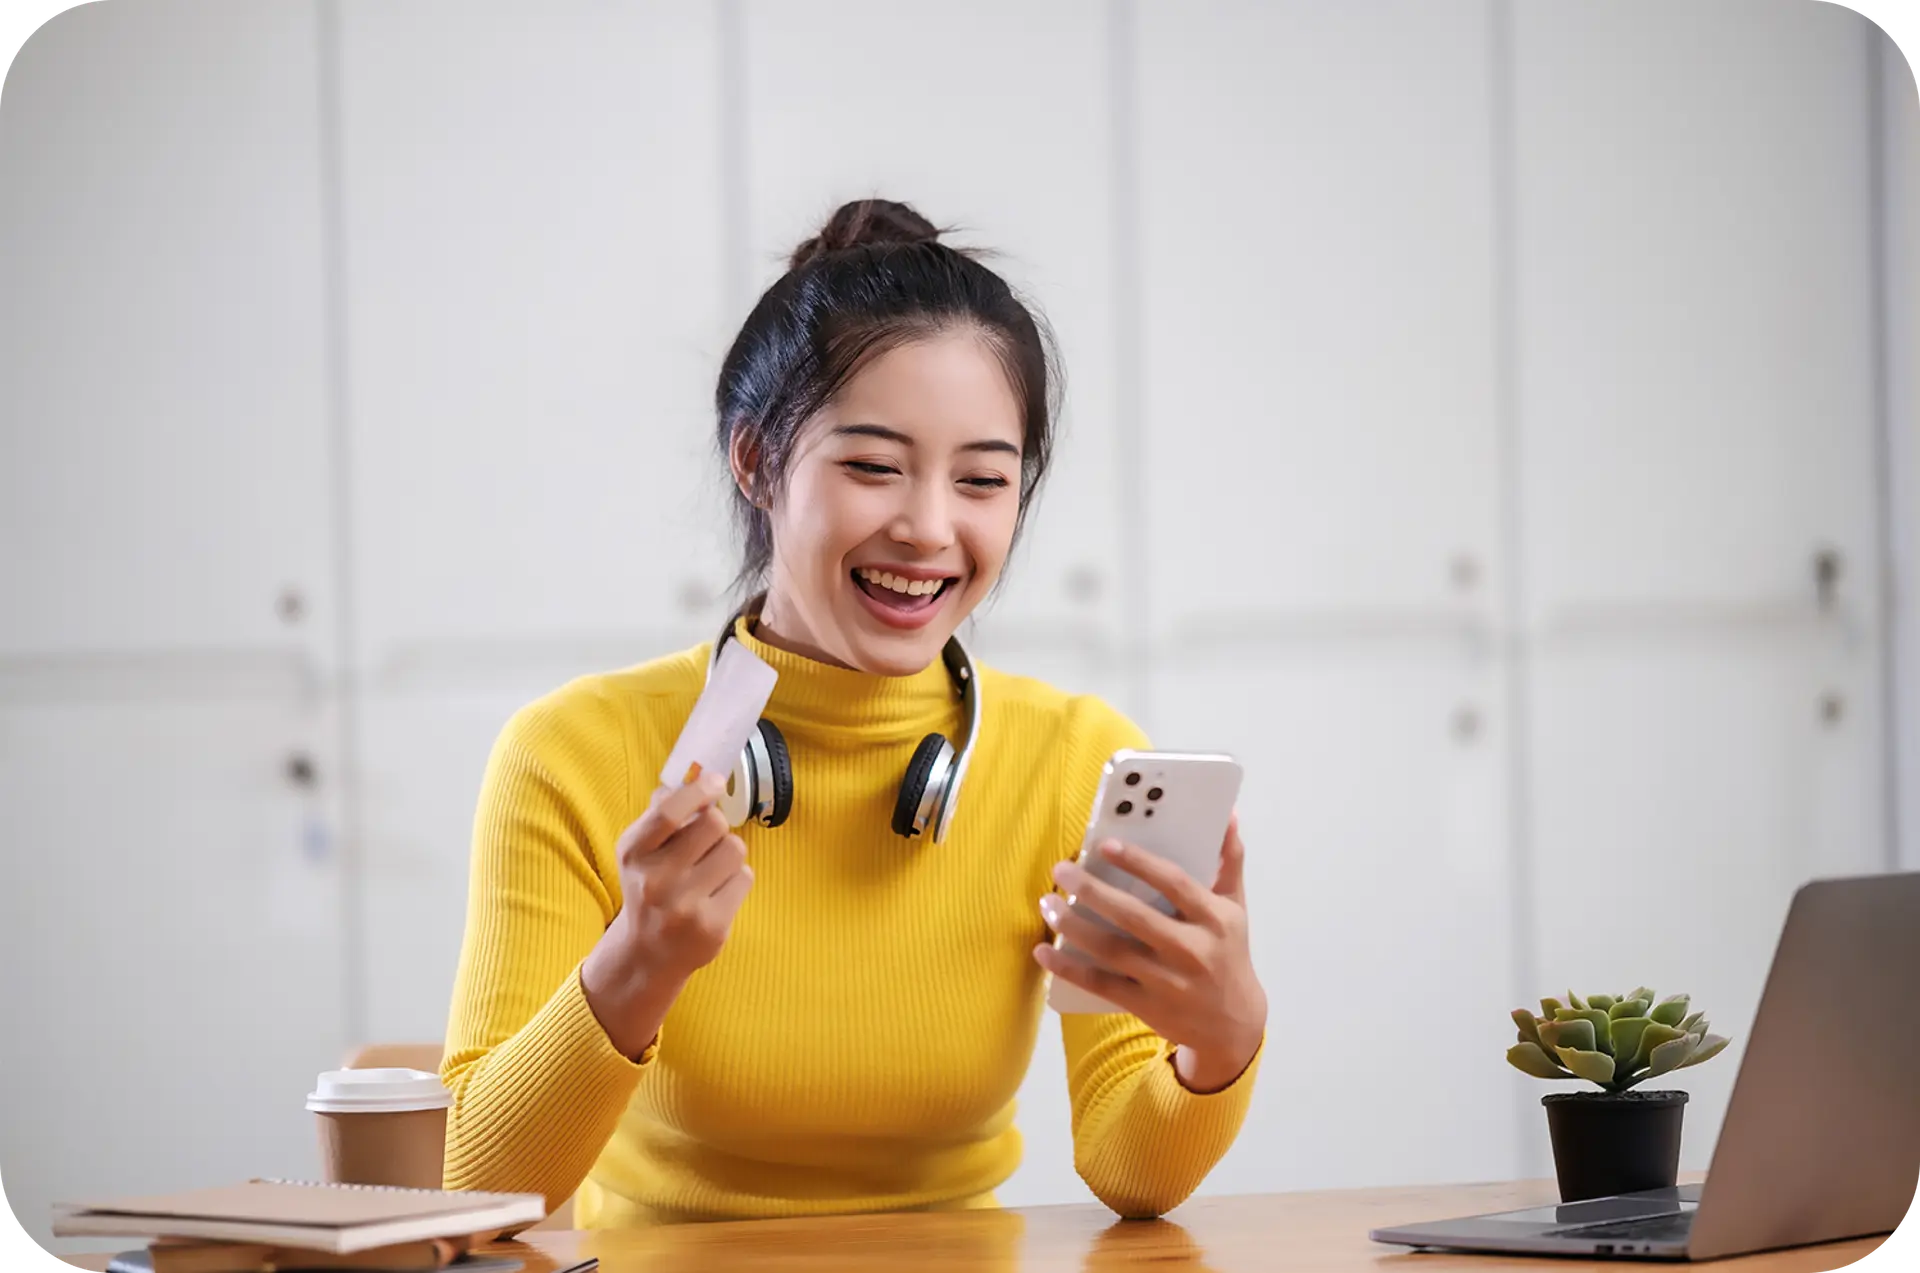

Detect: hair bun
788,198,941,271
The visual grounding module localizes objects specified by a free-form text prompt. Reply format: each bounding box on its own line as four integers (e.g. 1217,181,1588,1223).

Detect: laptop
1370,871,1920,1260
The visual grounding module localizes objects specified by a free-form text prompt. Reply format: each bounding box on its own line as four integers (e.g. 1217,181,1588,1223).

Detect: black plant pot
1543,1090,1689,1203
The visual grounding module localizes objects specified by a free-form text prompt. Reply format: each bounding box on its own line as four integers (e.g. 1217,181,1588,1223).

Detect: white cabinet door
0,700,347,1255
1130,3,1515,1191
0,4,350,1253
1527,640,1883,1175
1149,654,1521,1192
1136,0,1502,643
336,0,733,678
1512,0,1886,1177
0,0,337,663
1513,0,1877,615
354,683,562,1045
741,0,1124,649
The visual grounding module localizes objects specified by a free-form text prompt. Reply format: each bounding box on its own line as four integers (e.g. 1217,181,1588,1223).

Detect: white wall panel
1513,0,1878,616
1513,0,1888,1177
1137,0,1503,637
741,0,1124,646
1150,653,1520,1192
0,0,337,663
336,0,733,674
0,699,346,1253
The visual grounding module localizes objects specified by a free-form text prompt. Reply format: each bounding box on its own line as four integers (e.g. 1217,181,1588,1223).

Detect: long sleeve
439,681,651,1212
1061,1015,1264,1218
1053,700,1263,1218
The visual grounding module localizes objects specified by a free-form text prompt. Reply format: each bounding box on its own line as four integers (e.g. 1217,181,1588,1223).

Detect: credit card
659,638,778,791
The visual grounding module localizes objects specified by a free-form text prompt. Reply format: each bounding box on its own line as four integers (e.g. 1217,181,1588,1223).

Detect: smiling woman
739,336,1023,664
436,198,1268,1229
716,199,1050,675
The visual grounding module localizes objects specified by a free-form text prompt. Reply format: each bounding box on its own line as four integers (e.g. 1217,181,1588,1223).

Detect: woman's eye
844,461,898,477
963,475,1011,490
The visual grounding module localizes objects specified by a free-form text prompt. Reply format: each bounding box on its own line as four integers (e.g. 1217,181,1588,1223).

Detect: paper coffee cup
307,1068,451,1190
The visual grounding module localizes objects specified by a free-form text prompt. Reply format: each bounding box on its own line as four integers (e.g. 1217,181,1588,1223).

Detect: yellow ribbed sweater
440,622,1262,1224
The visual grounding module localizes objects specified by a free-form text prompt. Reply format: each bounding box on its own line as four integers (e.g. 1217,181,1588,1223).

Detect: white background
2,0,1917,1268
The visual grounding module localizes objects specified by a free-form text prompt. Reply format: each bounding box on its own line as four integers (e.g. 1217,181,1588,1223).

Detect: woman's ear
728,425,763,508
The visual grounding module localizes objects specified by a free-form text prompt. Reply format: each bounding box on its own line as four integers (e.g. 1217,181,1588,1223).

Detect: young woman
440,199,1268,1227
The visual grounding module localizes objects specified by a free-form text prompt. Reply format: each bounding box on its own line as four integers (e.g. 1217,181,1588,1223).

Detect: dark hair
714,198,1060,596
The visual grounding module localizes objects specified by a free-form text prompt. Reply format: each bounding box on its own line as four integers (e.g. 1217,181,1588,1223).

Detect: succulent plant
1507,988,1731,1093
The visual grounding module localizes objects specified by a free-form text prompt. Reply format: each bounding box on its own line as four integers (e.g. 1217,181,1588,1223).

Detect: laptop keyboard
1548,1211,1696,1244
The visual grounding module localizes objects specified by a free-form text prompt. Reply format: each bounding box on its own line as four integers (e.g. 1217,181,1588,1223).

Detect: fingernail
1099,840,1124,858
1039,896,1061,928
1052,861,1079,887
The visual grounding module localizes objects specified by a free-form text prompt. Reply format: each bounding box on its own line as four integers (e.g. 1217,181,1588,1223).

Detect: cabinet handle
1064,566,1102,605
285,752,318,788
678,578,713,616
1813,548,1842,609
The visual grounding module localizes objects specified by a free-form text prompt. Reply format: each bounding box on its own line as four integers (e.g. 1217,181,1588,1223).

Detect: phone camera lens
1124,772,1142,787
1146,787,1163,801
1116,800,1134,815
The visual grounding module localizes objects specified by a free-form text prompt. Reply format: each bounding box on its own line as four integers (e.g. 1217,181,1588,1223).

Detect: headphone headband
710,593,980,842
932,637,980,842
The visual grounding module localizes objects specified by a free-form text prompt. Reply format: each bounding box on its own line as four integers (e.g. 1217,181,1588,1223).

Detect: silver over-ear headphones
711,594,981,842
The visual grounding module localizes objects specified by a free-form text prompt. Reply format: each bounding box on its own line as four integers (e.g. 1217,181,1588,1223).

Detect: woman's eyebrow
833,422,1020,456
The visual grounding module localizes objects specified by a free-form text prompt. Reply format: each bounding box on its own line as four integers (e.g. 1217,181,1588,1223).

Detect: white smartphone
1046,748,1245,1015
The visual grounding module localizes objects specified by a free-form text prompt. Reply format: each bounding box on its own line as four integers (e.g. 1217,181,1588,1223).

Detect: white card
659,639,779,790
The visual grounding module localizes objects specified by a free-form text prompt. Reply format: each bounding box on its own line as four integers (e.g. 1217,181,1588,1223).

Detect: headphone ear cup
757,718,793,827
893,734,953,838
717,750,754,828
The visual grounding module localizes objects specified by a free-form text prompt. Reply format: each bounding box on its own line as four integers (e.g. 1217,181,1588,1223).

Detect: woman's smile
850,565,962,629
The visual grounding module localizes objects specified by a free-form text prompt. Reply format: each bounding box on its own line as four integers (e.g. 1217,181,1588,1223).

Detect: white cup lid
307,1067,451,1114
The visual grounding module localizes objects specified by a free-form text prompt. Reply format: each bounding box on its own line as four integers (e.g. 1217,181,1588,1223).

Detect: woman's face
741,327,1025,676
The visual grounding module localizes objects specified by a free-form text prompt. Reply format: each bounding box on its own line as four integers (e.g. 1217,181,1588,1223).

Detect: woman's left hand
1034,814,1268,1093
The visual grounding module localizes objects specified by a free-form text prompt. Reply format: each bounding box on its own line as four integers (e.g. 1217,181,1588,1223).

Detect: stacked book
51,1179,556,1273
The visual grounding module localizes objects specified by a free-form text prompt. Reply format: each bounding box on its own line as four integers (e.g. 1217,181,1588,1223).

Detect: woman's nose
890,482,955,550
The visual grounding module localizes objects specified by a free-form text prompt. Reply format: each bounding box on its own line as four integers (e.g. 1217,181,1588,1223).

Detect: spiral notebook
51,1179,548,1254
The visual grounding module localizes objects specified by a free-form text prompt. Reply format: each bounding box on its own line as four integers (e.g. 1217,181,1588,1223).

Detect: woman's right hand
581,769,754,1058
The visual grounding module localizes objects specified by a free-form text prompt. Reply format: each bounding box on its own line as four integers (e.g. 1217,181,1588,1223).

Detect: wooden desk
61,1180,1885,1272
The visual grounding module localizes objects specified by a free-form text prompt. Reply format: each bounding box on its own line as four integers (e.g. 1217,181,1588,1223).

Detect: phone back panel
1073,749,1243,915
1048,749,1244,1013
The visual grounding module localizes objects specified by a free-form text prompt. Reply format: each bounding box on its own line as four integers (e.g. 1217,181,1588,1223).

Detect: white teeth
859,568,944,598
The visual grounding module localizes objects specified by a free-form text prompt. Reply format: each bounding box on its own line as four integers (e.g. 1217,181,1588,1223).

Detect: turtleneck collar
731,617,962,744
